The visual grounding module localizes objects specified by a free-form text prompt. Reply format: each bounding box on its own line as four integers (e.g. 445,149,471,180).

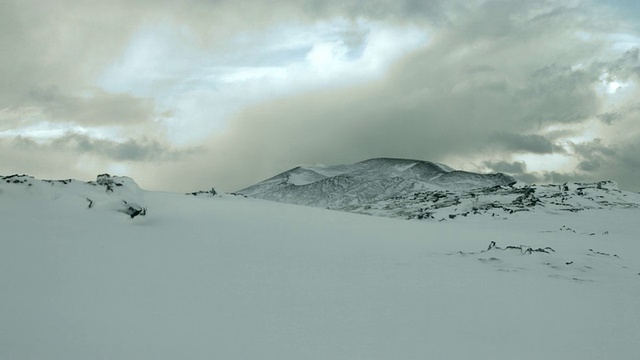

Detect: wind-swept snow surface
1,175,640,359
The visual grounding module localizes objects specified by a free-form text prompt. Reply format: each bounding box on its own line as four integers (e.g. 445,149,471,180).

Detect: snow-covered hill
237,158,640,221
2,173,640,359
1,173,147,218
238,158,517,207
346,180,640,220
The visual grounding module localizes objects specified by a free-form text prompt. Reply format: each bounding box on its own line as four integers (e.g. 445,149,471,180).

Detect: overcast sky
2,0,639,192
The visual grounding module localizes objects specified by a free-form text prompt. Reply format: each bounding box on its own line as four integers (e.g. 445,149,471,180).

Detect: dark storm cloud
522,63,602,124
566,138,640,190
12,133,197,162
597,112,621,125
572,139,617,163
0,138,87,181
27,87,155,126
598,101,640,125
606,47,640,80
491,133,563,154
577,159,601,172
294,0,450,22
1,132,202,187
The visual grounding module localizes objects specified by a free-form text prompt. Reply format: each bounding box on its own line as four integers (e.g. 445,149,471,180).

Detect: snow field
1,186,639,359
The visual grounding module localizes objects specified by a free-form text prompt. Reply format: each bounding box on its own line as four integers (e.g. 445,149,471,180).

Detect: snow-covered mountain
237,158,640,221
238,158,517,207
2,172,640,359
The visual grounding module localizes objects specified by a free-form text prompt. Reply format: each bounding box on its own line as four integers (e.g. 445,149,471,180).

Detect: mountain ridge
238,157,517,208
236,157,640,221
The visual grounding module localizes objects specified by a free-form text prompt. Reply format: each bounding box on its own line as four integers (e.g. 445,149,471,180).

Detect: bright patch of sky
609,33,640,52
99,18,429,145
0,106,111,141
596,73,637,109
0,121,71,140
0,122,126,145
513,153,576,174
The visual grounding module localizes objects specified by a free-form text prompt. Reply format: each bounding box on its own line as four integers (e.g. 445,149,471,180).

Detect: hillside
238,158,517,208
237,158,639,221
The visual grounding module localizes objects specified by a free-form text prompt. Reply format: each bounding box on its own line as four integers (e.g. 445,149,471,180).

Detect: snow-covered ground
1,175,639,359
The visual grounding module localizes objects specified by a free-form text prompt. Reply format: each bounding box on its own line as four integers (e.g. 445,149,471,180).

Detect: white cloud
96,18,429,145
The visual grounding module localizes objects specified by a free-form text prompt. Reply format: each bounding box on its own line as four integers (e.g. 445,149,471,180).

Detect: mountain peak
238,158,516,208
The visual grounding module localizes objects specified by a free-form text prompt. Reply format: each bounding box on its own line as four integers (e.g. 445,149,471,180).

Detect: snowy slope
238,158,516,208
345,180,640,221
1,174,640,359
1,174,147,218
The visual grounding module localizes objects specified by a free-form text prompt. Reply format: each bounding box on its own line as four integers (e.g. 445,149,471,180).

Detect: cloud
539,171,585,184
597,112,621,125
573,138,616,159
25,87,155,127
2,0,640,193
1,0,449,136
483,160,527,175
0,0,453,190
491,133,564,154
11,133,197,162
0,1,145,107
606,48,640,80
0,106,41,132
577,137,639,186
146,0,616,191
1,0,451,103
0,132,201,189
0,133,195,184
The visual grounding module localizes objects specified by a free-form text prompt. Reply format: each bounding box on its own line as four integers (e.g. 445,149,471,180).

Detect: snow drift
1,173,147,218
